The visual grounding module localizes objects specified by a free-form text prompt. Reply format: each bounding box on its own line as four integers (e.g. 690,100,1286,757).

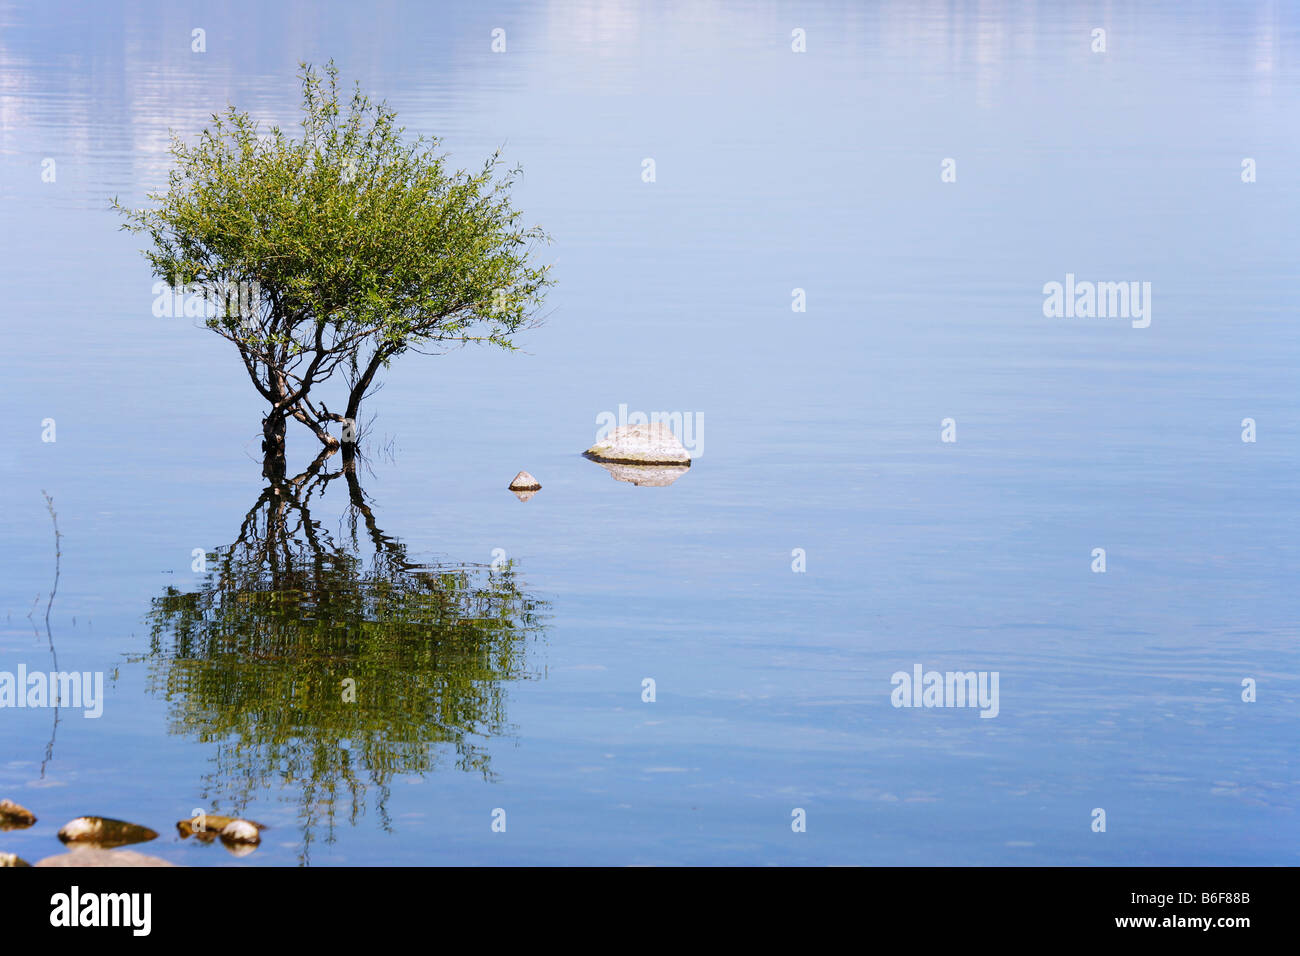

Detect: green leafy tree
115,61,551,477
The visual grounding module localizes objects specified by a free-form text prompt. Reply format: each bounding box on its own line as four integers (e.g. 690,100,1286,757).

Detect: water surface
0,0,1296,865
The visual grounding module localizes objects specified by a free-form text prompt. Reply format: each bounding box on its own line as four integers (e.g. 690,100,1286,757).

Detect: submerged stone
584,423,691,465
36,847,176,867
57,816,158,848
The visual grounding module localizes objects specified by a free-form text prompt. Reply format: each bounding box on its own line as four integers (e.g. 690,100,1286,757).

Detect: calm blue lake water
1,0,1296,865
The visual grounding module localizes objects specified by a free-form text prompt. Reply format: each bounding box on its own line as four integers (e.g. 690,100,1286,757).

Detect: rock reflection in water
143,452,548,861
587,460,690,487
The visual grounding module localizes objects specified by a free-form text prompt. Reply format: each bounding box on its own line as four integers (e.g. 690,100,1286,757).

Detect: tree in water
115,61,552,479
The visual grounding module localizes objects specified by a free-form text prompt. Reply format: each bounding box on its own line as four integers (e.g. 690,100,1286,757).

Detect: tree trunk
263,363,293,481
343,347,392,447
262,413,287,481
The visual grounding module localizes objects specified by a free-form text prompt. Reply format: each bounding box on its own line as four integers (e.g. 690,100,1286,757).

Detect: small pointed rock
0,852,31,867
0,799,36,829
508,470,541,491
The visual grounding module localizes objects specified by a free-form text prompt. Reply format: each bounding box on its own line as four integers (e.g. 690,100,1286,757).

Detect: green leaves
115,60,552,446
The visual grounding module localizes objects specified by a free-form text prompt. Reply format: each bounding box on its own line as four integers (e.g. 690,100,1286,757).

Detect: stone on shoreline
0,852,31,867
177,814,265,841
219,819,261,845
584,423,691,465
57,816,158,848
0,799,36,830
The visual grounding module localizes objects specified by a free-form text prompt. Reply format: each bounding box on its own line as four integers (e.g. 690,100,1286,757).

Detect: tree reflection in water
145,450,547,862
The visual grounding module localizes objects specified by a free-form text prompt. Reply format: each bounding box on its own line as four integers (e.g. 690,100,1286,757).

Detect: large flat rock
584,423,691,465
